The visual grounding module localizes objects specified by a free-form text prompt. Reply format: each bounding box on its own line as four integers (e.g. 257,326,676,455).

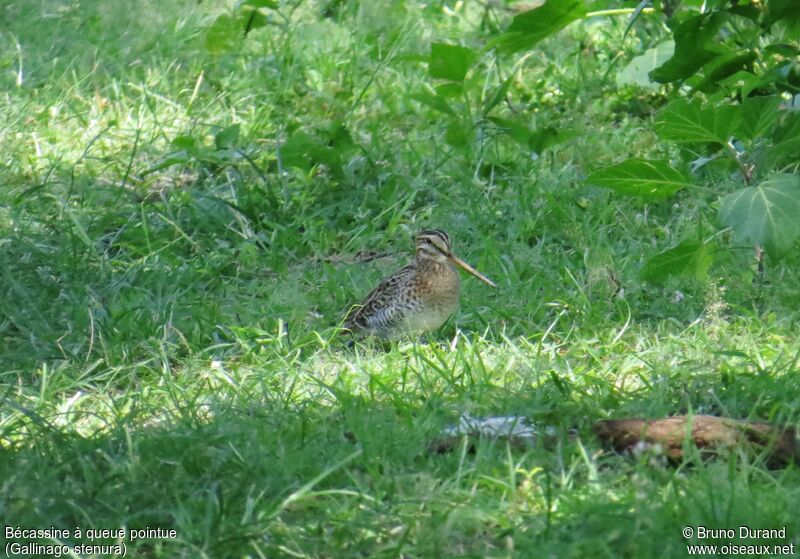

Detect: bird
343,229,496,339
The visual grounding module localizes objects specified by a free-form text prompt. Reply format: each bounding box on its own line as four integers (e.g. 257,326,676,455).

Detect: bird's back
344,260,460,338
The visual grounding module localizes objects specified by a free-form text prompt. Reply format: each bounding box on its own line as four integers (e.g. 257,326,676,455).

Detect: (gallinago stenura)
343,229,496,338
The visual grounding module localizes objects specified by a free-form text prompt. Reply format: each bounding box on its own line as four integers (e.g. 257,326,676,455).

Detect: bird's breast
414,262,460,301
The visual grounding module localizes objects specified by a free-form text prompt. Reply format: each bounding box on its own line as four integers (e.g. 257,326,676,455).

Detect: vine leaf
493,1,586,54
650,12,726,83
617,40,674,89
654,99,741,146
718,174,800,259
737,95,781,141
586,159,691,200
641,241,715,283
429,43,476,82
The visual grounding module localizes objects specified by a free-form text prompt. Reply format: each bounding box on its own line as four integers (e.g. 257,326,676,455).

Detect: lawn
1,1,799,557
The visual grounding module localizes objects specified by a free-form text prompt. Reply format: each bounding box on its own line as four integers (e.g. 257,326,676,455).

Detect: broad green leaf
771,112,800,160
429,43,475,82
324,122,356,152
650,12,726,83
641,241,715,283
171,135,199,151
764,0,800,28
435,82,464,98
703,0,733,9
281,131,343,175
728,4,760,21
737,95,781,141
508,0,585,34
617,41,674,89
718,174,800,258
487,118,570,153
586,159,692,200
654,99,741,146
688,50,756,93
529,127,569,154
495,0,586,54
215,124,241,150
445,120,470,148
488,116,532,146
764,43,800,57
279,131,318,170
409,91,456,116
717,70,777,97
242,9,268,34
205,14,240,54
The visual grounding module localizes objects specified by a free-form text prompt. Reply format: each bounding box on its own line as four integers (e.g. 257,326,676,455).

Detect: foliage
718,174,800,258
406,0,800,275
586,158,691,200
581,0,800,275
405,0,800,276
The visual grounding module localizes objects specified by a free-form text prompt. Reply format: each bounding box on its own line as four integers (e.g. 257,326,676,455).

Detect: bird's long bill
449,254,497,288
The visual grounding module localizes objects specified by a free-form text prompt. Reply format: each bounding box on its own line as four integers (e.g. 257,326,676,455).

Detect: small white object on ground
443,414,538,441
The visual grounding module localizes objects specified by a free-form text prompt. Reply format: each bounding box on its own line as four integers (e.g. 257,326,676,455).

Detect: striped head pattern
414,229,497,288
415,229,451,261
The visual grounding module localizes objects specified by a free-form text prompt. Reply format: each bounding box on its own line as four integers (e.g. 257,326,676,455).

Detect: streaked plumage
343,230,496,338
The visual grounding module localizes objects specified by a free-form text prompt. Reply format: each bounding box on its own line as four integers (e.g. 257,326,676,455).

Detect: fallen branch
593,415,800,468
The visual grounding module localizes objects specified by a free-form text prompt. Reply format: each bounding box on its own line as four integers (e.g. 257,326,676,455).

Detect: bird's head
415,229,496,288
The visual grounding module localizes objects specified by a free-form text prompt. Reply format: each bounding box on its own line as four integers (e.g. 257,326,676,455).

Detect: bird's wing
344,264,415,333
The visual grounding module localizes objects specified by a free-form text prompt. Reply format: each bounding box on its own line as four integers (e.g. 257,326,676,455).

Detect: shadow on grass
3,358,800,558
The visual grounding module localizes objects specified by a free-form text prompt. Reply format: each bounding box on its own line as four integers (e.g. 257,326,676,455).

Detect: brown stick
593,415,799,468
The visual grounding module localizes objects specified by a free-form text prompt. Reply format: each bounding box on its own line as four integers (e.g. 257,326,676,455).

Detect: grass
2,0,800,557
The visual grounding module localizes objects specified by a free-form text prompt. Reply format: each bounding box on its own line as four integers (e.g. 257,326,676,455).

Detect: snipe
343,230,496,338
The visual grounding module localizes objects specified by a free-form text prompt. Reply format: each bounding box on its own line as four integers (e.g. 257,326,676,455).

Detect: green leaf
495,0,586,54
429,43,475,82
205,14,240,54
586,159,692,200
435,82,464,98
617,40,675,89
281,131,343,175
215,124,241,150
241,9,268,34
718,174,800,258
409,91,456,116
641,241,715,283
763,0,800,28
324,122,356,152
764,43,800,57
487,118,570,153
529,127,568,154
172,135,199,151
688,50,756,93
737,95,781,141
445,120,470,148
729,4,760,21
650,12,726,83
716,70,777,97
482,72,515,116
654,99,741,146
242,0,278,8
771,112,800,160
508,0,585,34
488,116,532,146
